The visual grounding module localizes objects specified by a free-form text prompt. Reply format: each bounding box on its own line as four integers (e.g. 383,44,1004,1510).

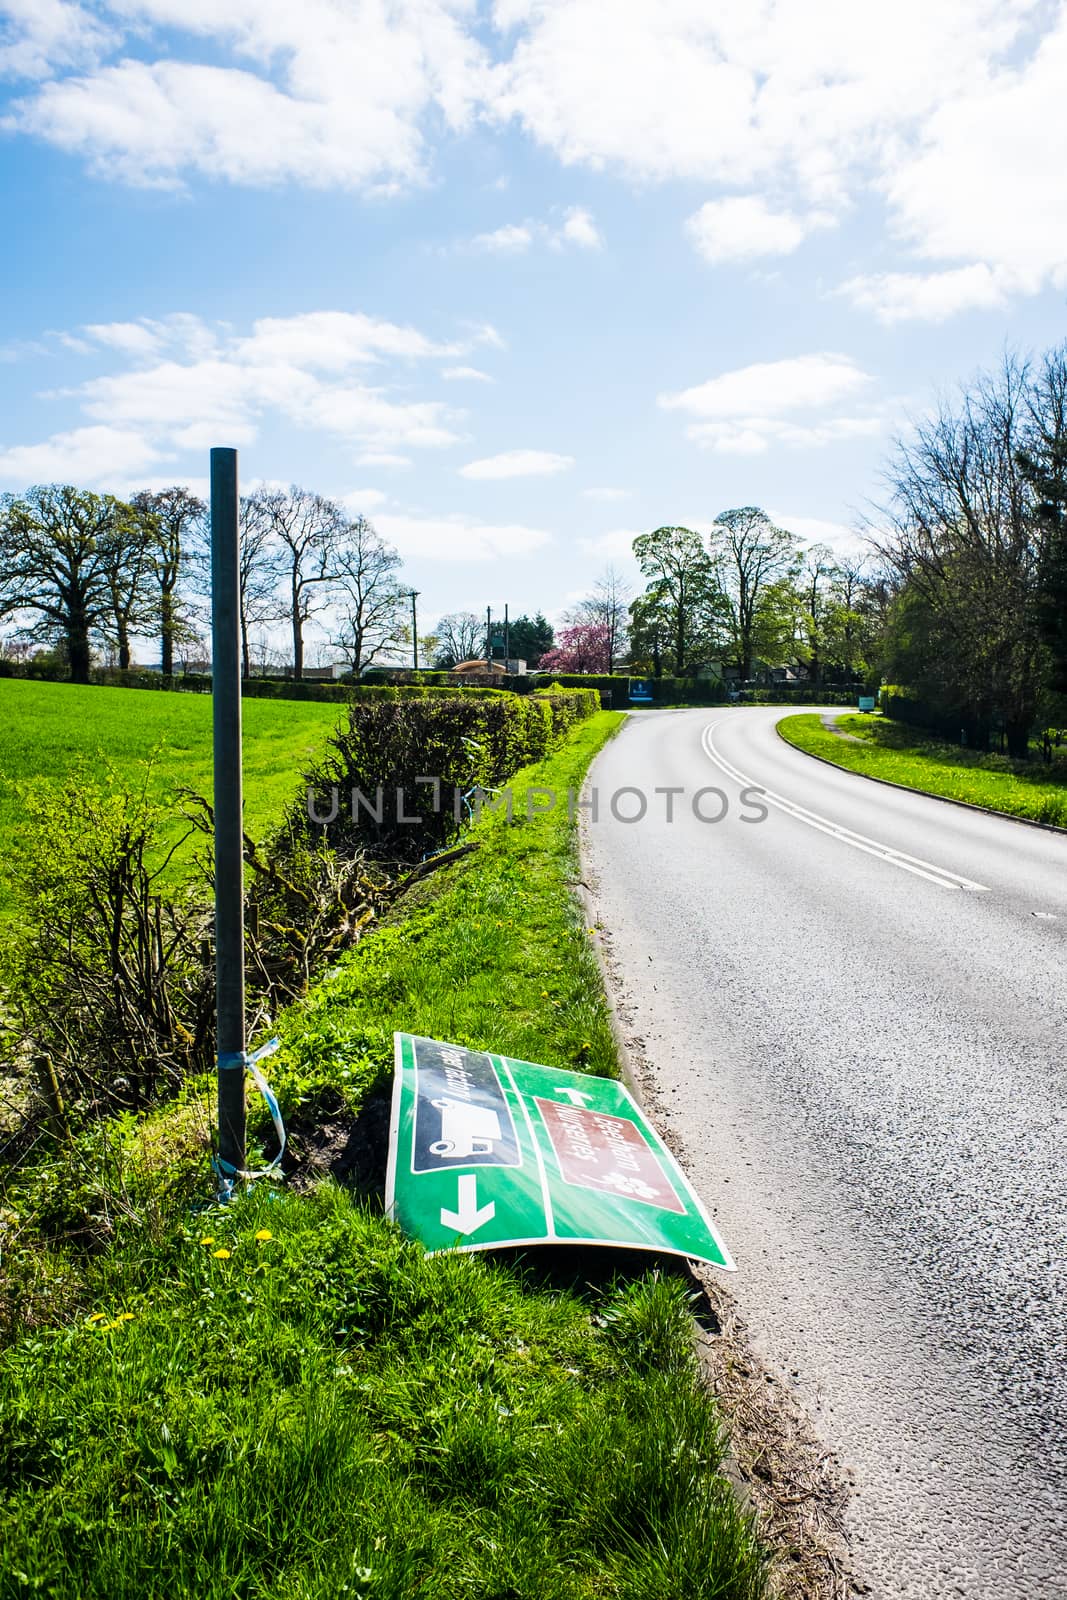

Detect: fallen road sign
385,1033,734,1270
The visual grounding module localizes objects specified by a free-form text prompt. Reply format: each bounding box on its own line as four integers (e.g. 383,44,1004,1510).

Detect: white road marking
701,721,990,893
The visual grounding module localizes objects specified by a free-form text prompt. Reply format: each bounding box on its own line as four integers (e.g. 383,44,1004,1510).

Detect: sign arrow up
440,1174,496,1235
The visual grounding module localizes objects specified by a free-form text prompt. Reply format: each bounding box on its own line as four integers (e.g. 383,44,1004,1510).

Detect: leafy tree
330,516,407,674
539,621,611,673
131,486,204,676
101,505,159,670
793,543,839,687
708,507,800,682
627,589,673,677
0,484,139,683
631,526,722,675
505,612,554,668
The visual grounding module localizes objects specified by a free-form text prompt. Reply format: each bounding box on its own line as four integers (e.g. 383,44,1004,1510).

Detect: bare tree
255,486,345,679
237,497,284,678
427,610,485,668
186,493,283,678
570,566,632,672
875,355,1043,755
130,486,205,676
329,517,407,674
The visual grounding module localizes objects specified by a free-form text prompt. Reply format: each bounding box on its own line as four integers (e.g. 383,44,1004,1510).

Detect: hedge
302,687,601,857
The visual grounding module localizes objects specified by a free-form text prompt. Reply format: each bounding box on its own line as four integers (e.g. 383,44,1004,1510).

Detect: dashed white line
701,721,990,893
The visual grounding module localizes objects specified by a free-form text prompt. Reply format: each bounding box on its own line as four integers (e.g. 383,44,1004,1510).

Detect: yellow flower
118,1312,135,1322
212,1248,231,1260
540,990,549,998
86,1311,106,1324
199,1236,215,1246
254,1228,272,1243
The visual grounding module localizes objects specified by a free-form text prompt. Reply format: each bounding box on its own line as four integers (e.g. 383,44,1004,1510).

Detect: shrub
303,688,599,858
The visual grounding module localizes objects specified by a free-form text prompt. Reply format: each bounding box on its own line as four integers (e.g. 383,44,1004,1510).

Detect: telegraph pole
485,605,492,665
504,604,510,666
404,589,420,670
210,447,246,1181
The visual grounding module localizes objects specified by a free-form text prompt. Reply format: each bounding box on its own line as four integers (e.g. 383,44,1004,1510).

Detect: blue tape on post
212,1037,286,1200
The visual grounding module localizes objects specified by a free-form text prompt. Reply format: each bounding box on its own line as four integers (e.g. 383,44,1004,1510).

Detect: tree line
875,345,1067,756
0,484,414,682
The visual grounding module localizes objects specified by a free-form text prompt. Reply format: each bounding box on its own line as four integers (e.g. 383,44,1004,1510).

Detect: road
582,707,1067,1600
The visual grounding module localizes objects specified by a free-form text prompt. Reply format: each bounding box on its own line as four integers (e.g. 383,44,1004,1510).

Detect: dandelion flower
212,1248,231,1260
199,1236,215,1246
254,1228,272,1243
118,1312,135,1322
86,1312,106,1324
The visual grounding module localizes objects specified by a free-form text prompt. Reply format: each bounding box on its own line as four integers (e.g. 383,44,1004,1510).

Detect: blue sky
2,0,1066,652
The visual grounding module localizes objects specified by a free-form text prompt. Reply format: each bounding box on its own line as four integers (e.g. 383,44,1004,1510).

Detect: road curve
582,707,1067,1600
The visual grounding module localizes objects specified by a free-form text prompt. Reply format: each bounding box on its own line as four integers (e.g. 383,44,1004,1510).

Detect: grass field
0,679,346,904
778,712,1067,827
0,710,768,1600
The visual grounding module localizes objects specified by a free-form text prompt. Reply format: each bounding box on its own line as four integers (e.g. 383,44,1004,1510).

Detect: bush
530,674,729,708
304,688,599,858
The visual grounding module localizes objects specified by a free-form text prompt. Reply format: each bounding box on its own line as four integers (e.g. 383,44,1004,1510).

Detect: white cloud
472,222,534,253
0,424,164,488
441,365,493,381
4,0,487,190
375,512,551,561
555,205,601,249
471,206,603,253
685,196,831,264
661,354,871,420
578,528,644,562
0,0,112,80
5,1,1066,313
4,307,476,492
660,353,883,454
459,448,574,480
582,486,630,502
339,487,390,513
235,311,460,369
837,265,1012,324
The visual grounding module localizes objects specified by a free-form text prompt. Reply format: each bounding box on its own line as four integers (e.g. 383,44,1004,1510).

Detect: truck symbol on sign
430,1097,503,1159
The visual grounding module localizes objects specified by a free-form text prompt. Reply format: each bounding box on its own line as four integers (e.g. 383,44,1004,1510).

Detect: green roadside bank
0,711,769,1600
778,712,1067,830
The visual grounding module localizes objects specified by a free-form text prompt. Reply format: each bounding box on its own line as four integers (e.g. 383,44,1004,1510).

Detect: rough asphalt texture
583,707,1067,1600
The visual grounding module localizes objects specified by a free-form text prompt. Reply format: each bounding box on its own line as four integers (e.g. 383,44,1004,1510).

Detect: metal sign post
210,447,246,1182
386,1034,734,1268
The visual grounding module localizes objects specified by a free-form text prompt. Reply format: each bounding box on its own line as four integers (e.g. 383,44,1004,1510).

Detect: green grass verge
0,711,767,1600
0,679,346,903
778,712,1067,828
267,712,625,1116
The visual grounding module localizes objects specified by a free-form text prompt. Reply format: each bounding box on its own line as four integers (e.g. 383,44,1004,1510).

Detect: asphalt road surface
583,707,1067,1600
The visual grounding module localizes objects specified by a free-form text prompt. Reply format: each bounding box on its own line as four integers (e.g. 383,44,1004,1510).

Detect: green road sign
385,1033,734,1269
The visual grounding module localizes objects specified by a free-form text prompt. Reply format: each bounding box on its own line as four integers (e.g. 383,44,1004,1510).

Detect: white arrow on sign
554,1088,595,1106
440,1174,496,1235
